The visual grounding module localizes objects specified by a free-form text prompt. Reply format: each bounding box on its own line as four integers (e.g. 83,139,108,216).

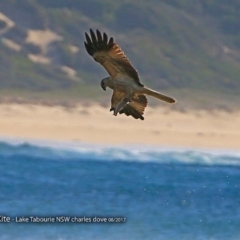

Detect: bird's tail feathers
142,87,176,104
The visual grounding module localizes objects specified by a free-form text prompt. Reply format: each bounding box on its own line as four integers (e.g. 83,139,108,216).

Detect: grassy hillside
0,0,239,109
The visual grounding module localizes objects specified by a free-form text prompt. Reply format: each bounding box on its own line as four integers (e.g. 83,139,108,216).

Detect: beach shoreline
0,103,239,151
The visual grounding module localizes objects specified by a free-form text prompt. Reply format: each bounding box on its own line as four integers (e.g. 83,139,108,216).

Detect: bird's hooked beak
100,79,106,91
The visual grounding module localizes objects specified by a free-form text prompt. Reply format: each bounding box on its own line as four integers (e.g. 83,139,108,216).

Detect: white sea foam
0,136,240,166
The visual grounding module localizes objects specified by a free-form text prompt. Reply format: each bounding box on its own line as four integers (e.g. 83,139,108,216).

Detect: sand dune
26,29,63,52
0,103,239,150
0,12,15,34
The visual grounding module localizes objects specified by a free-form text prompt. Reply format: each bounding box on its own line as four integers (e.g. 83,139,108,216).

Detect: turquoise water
0,141,240,239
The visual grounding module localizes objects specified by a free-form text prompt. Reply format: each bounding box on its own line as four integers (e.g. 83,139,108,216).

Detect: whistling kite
84,29,176,120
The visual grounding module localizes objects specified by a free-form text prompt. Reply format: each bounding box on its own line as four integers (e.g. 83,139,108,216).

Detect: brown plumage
84,29,176,120
110,90,147,120
85,29,143,87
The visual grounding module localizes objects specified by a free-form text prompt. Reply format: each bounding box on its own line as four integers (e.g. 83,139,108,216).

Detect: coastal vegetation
0,0,239,109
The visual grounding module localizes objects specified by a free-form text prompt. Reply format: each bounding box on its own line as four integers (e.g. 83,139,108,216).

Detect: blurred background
1,2,240,239
0,0,239,110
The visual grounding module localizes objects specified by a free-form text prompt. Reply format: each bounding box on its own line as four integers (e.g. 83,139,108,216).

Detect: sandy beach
0,103,239,150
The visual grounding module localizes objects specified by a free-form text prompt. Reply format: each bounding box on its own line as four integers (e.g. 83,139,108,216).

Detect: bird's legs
114,97,130,116
109,88,133,116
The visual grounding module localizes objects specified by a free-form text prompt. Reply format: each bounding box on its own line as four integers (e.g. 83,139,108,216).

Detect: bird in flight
84,29,176,120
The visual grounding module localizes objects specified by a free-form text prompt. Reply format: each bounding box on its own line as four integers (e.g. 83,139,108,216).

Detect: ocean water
0,140,240,240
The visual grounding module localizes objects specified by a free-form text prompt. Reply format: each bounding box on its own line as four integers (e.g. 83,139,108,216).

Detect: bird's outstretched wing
84,29,143,87
111,90,147,120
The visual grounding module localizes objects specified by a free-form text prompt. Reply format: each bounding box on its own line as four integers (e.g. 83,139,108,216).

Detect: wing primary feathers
103,32,108,44
84,41,92,55
90,29,97,45
108,37,114,48
85,33,92,46
84,32,94,55
85,29,113,54
96,30,103,43
84,29,144,87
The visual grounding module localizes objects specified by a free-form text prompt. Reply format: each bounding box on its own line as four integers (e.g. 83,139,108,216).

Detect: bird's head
100,77,114,91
